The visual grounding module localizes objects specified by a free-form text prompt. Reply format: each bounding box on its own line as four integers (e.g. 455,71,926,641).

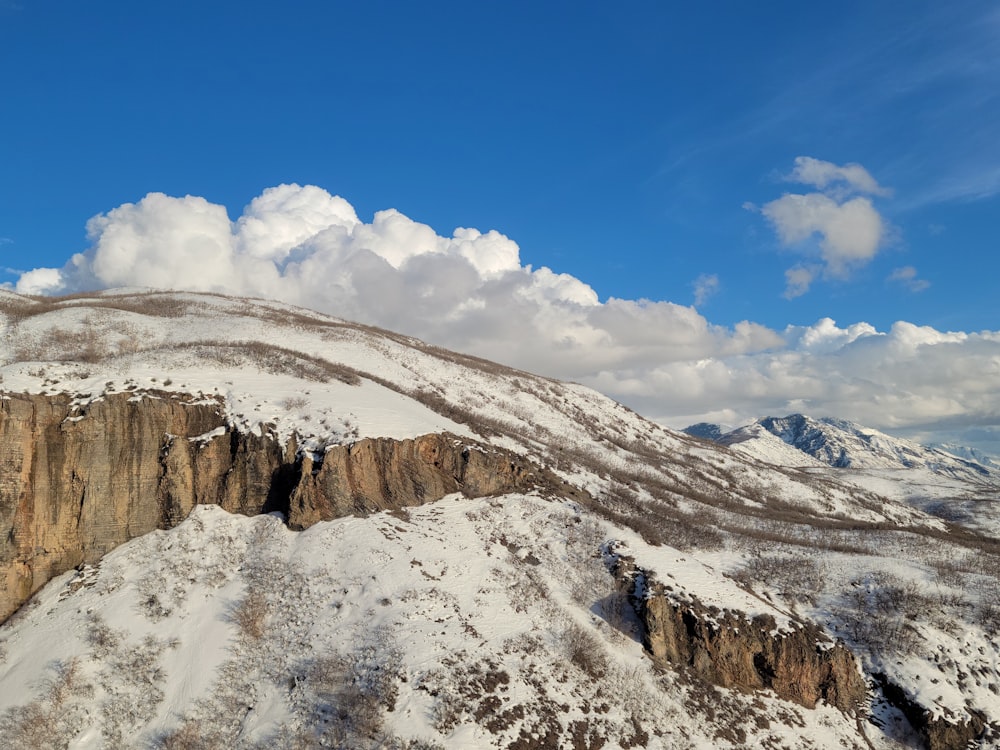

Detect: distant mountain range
685,413,999,482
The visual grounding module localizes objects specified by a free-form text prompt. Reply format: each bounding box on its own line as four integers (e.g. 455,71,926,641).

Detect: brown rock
612,554,867,714
287,433,538,529
0,391,239,621
0,391,554,621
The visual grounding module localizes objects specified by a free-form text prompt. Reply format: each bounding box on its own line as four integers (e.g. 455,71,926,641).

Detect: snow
1,289,998,749
0,499,894,749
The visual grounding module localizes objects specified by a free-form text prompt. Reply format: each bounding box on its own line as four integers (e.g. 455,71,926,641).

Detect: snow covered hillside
1,289,998,749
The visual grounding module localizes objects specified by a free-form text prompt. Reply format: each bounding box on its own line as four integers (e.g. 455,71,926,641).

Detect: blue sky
2,1,1000,451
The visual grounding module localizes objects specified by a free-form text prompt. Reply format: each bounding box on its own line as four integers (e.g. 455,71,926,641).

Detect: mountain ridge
686,412,999,479
0,290,997,749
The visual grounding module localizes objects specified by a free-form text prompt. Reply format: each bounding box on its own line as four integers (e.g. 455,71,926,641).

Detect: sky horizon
2,2,999,455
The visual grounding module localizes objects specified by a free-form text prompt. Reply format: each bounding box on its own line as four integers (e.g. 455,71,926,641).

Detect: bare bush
734,555,826,606
563,624,608,678
168,340,361,385
832,571,926,655
159,720,208,750
0,658,92,750
233,588,269,640
86,613,123,658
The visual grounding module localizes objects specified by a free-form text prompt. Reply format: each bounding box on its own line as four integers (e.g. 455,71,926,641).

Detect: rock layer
288,433,540,529
0,390,542,622
612,553,867,714
875,673,987,750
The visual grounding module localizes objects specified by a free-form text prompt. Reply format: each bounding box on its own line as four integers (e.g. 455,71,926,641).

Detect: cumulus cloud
16,184,776,381
761,157,890,292
611,319,1000,450
15,185,1000,455
692,274,719,306
888,265,930,292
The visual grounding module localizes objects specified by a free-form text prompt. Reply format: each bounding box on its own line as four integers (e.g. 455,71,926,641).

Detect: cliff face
612,554,867,714
0,391,539,622
875,674,987,750
0,391,231,621
288,434,539,529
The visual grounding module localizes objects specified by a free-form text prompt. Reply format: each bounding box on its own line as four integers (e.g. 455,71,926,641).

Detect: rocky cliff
611,552,867,714
875,673,988,750
611,551,994,748
0,390,543,622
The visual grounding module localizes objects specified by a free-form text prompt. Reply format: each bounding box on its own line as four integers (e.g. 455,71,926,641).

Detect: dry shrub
234,589,269,640
564,624,608,678
159,720,209,750
169,340,361,385
0,658,91,749
734,555,826,606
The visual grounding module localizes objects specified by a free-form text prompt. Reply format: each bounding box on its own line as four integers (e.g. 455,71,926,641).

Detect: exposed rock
0,391,234,621
611,553,867,714
0,390,554,622
287,433,541,529
875,673,988,750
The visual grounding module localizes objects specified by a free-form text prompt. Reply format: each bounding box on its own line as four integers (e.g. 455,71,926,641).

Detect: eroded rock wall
612,554,867,714
288,434,539,529
0,391,253,620
0,391,544,622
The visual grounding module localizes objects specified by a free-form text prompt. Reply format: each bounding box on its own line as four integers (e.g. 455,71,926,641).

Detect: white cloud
692,274,719,306
17,185,775,381
761,157,890,291
786,156,890,198
888,265,930,292
763,193,884,277
14,185,1000,455
14,267,63,295
622,319,1000,445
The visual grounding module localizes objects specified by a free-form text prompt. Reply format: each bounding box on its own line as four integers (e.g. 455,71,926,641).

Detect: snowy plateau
0,289,998,750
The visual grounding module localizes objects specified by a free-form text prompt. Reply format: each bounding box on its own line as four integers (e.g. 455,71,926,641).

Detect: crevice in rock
264,460,301,518
0,390,569,621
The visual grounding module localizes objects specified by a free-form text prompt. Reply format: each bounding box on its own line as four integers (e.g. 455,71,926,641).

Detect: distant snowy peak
928,442,1000,471
758,414,920,470
687,414,999,480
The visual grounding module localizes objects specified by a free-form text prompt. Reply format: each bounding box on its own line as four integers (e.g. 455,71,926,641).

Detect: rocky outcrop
875,673,988,750
0,390,547,622
0,391,236,621
611,553,867,714
288,433,540,529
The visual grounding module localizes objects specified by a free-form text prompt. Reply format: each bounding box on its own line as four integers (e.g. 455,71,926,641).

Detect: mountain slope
1,290,998,749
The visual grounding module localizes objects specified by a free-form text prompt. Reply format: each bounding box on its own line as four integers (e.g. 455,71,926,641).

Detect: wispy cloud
783,266,817,299
786,156,890,198
692,274,719,306
888,265,930,292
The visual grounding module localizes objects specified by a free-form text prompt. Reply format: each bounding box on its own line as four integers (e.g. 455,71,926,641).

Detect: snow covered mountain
929,443,1000,472
731,414,997,477
686,414,1000,540
1,290,998,749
